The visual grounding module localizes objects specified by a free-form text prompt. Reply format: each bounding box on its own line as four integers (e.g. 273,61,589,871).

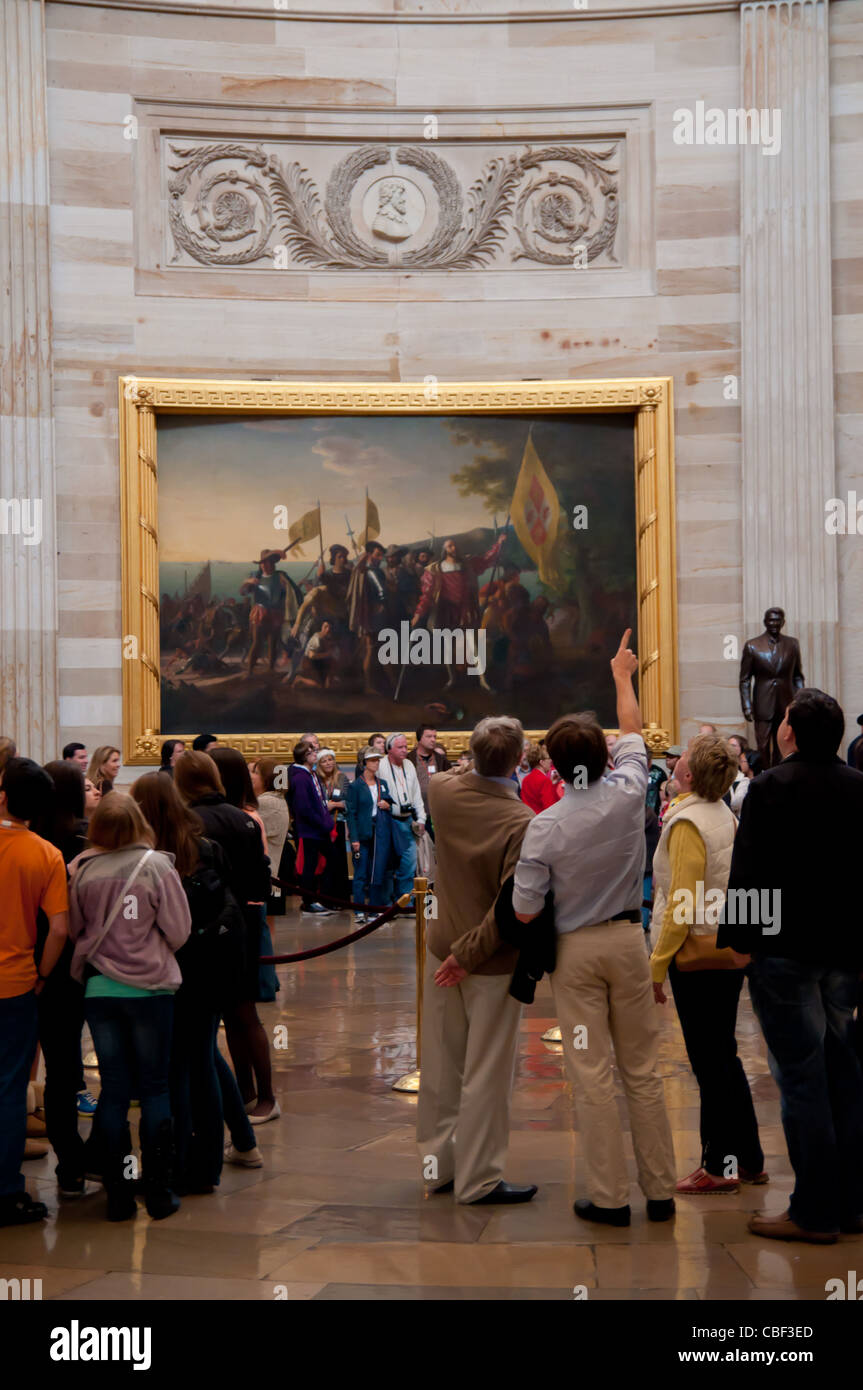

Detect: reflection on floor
5,910,858,1301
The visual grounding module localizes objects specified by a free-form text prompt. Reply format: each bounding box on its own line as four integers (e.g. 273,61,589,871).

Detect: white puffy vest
651,794,736,940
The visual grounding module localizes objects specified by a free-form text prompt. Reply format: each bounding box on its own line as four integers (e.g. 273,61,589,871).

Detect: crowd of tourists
2,648,863,1246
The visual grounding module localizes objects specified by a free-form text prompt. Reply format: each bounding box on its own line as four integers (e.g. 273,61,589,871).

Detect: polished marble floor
5,910,859,1301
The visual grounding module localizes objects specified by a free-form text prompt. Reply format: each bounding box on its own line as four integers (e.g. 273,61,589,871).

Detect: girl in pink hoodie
69,792,190,1222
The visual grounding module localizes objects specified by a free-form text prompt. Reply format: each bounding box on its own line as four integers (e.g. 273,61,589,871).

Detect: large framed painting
119,377,678,764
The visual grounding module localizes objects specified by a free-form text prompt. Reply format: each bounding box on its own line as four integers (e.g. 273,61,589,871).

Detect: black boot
84,1120,133,1186
143,1118,181,1220
104,1147,138,1223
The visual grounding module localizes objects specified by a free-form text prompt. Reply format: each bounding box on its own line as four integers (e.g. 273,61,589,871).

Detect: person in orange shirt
0,758,69,1227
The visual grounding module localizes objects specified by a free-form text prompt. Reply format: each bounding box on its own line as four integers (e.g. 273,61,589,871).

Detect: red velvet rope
259,876,412,964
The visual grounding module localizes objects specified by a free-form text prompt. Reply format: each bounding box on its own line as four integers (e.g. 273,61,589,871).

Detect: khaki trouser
552,921,677,1208
416,950,522,1203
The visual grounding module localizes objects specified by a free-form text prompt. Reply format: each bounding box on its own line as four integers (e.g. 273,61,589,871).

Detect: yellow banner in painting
287,505,321,556
358,495,381,548
511,435,561,586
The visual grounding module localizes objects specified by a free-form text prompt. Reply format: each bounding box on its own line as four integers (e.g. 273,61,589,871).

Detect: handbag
675,927,739,972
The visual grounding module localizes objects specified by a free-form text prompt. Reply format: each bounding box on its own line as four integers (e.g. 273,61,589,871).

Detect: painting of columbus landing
157,412,637,737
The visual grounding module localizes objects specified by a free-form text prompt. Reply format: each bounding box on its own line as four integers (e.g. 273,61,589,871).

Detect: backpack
179,839,247,1007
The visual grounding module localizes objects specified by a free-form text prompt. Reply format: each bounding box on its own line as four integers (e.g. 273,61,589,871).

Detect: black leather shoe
647,1198,676,1222
470,1181,537,1205
574,1197,631,1227
429,1180,454,1194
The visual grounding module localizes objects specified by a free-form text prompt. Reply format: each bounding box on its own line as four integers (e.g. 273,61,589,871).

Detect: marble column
0,0,58,763
740,0,837,698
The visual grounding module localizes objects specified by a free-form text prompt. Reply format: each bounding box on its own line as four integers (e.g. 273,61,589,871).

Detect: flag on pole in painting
358,491,381,548
511,433,561,586
287,504,322,556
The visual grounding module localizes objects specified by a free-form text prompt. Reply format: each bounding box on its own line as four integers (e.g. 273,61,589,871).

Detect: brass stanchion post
392,875,427,1093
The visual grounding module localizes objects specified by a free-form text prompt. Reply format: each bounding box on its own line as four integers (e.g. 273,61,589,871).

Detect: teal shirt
85,973,172,999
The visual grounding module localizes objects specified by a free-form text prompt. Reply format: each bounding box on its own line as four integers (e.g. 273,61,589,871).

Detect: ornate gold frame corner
119,376,678,764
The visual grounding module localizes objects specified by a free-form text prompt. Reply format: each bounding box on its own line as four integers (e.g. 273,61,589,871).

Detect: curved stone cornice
54,0,745,25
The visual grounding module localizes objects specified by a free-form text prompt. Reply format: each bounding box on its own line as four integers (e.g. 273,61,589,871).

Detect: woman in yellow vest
650,733,767,1194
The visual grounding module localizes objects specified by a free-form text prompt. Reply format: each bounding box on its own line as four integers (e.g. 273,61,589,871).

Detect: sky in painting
157,414,523,562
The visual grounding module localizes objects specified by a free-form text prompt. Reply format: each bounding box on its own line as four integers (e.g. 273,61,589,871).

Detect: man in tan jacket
417,716,536,1204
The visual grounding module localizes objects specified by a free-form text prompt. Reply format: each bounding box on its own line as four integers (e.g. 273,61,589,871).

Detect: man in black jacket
717,688,863,1244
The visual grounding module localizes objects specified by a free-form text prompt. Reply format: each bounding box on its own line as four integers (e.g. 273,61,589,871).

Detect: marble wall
21,0,860,761
831,1,863,737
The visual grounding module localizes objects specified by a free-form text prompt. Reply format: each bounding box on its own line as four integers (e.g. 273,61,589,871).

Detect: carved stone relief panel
165,139,621,271
134,105,653,298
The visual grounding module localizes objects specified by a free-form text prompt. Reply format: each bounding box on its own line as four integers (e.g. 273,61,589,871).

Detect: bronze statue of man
739,607,805,769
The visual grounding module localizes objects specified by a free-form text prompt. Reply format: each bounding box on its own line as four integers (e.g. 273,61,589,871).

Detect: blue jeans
748,957,863,1231
388,817,418,899
84,995,174,1160
352,838,386,910
0,989,38,1198
214,1045,256,1152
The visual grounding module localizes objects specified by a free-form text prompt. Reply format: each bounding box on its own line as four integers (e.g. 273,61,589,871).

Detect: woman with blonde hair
68,792,191,1221
649,733,766,1195
315,747,350,900
86,746,121,796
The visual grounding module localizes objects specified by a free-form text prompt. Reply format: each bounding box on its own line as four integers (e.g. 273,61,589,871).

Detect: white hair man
416,715,537,1205
379,733,425,907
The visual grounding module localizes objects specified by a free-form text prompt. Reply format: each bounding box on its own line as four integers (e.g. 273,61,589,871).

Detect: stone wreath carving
514,146,619,266
166,140,619,270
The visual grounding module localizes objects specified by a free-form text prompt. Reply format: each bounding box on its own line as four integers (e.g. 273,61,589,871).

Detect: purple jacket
291,764,334,841
68,843,191,992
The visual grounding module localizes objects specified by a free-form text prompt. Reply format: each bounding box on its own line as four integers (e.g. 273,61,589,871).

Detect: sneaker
354,913,367,926
306,902,333,915
58,1174,86,1198
676,1166,739,1194
224,1143,263,1168
77,1090,98,1117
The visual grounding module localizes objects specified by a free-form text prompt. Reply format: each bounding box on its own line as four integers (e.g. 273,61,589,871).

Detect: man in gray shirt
513,630,677,1228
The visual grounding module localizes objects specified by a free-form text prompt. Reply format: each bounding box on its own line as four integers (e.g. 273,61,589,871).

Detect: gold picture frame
119,375,678,764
